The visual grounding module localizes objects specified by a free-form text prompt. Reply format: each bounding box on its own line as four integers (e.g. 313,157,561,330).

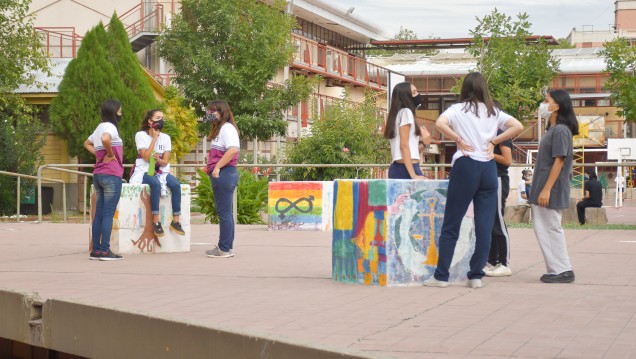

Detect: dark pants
210,166,239,252
434,157,498,281
142,173,182,216
489,175,510,266
92,174,122,252
388,161,423,179
576,199,601,224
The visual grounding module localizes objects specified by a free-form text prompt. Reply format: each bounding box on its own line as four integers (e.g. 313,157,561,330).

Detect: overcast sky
339,0,615,40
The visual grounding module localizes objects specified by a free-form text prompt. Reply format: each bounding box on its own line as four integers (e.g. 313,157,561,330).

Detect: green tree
105,14,160,162
465,9,559,120
0,0,50,215
49,24,123,164
284,90,390,181
158,0,314,142
601,38,636,123
161,86,199,162
0,96,48,215
0,0,49,93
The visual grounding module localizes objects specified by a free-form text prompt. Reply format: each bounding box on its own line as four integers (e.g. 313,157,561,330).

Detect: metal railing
29,161,636,224
0,170,65,222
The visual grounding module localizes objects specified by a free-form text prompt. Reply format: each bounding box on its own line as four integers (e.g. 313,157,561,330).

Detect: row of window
418,97,614,111
293,17,366,57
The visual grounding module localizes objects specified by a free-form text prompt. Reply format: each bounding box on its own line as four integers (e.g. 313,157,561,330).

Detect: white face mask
538,103,553,119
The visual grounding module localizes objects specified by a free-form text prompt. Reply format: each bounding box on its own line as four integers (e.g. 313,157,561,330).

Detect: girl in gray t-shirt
530,89,579,284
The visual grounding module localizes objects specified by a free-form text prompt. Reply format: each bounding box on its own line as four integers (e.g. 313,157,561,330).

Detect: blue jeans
142,173,181,216
210,167,239,252
434,157,498,281
388,161,423,179
92,174,122,252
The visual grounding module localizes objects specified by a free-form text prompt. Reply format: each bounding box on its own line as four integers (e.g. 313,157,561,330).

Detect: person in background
484,100,514,277
423,72,523,289
529,89,579,284
576,168,603,225
205,100,240,258
615,173,626,201
84,99,124,261
129,109,185,237
383,82,430,179
517,170,530,205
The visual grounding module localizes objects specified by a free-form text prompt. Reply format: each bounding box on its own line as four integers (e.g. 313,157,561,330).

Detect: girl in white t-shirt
129,109,184,237
383,82,430,179
204,100,240,259
424,72,523,289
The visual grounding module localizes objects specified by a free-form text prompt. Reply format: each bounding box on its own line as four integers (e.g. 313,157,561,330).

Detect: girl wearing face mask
530,90,579,283
383,82,430,179
84,99,125,261
130,109,185,237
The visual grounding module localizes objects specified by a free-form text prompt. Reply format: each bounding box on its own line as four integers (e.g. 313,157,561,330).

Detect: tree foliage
0,0,49,93
158,0,314,142
601,38,636,123
464,8,559,120
161,86,199,162
49,16,159,164
284,90,390,180
0,95,48,215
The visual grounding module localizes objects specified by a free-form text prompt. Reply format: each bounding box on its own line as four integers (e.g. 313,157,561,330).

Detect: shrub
192,168,268,224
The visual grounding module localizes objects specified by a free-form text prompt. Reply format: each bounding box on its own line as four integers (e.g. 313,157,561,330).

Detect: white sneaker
489,264,512,277
467,279,482,288
483,263,496,276
423,277,449,288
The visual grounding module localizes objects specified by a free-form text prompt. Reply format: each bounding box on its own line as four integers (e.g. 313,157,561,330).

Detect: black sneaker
99,251,124,261
89,251,102,260
170,221,185,235
540,270,575,283
153,222,165,237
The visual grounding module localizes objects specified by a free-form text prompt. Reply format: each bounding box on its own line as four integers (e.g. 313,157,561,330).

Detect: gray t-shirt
529,124,573,209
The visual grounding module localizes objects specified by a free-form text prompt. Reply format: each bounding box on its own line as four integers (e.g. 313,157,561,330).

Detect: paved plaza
0,201,635,358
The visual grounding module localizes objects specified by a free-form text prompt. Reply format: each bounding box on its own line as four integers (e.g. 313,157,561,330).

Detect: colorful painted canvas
332,179,475,286
268,181,333,231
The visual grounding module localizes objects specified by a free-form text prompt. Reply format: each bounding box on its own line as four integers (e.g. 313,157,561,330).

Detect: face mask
538,103,553,119
115,114,122,124
205,113,218,122
151,119,164,130
412,94,423,109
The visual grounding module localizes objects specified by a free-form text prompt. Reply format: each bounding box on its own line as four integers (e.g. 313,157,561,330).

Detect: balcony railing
35,27,82,58
291,33,389,91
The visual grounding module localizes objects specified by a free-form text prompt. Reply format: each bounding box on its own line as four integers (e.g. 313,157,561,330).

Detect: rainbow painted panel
268,181,333,231
332,179,475,286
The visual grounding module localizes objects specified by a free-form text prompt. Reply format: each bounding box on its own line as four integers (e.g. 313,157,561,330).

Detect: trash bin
20,186,53,215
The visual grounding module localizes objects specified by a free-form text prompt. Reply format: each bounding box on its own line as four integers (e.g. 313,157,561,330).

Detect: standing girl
424,72,523,288
530,89,578,283
84,99,125,261
383,82,430,179
205,100,240,258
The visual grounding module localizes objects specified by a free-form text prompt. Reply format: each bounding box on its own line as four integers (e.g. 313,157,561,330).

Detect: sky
339,0,616,40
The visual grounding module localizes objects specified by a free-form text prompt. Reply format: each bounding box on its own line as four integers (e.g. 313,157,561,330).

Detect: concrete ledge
585,207,608,225
504,205,531,224
0,289,371,359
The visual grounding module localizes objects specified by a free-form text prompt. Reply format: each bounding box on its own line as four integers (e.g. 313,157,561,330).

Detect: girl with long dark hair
383,82,430,179
530,89,579,283
424,72,523,288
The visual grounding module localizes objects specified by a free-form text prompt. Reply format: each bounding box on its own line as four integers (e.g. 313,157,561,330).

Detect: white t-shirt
130,131,172,184
517,179,527,204
389,108,420,162
441,103,512,164
616,175,625,189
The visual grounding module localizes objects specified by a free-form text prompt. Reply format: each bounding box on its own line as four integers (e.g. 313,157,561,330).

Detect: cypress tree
49,23,124,163
106,14,159,164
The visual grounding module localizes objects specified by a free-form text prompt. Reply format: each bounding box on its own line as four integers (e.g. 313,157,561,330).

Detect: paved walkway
1,216,636,358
